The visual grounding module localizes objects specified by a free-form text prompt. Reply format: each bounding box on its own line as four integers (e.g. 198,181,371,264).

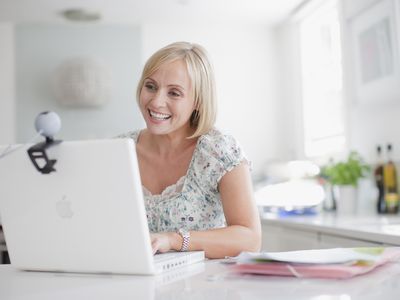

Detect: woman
120,41,261,259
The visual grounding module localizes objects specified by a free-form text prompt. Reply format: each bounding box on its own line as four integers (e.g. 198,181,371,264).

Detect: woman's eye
145,83,157,91
169,90,181,97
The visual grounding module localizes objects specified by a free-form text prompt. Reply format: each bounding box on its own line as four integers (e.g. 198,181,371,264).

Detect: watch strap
178,229,190,252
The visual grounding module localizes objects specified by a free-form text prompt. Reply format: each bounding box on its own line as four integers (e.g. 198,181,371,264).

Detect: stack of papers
231,247,400,279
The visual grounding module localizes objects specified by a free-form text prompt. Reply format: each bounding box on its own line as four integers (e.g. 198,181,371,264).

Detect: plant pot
333,185,358,215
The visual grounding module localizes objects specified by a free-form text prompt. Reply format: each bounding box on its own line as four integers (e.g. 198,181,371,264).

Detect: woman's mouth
148,109,171,121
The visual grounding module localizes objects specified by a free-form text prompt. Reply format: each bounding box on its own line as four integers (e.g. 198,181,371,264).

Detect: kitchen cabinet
318,234,383,248
261,214,400,252
262,224,319,251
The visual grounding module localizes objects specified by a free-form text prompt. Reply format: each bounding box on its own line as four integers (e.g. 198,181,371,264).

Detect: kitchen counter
1,259,400,300
261,212,400,246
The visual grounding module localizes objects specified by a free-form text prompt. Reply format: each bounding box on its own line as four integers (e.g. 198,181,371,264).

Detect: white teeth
149,110,171,120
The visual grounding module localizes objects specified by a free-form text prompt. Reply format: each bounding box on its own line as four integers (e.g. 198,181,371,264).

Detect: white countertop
261,212,400,245
1,259,400,300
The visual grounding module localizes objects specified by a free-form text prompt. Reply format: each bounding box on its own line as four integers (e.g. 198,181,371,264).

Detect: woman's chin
145,122,171,135
144,118,191,136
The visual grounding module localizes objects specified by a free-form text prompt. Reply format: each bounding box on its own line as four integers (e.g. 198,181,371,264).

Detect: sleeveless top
118,128,249,233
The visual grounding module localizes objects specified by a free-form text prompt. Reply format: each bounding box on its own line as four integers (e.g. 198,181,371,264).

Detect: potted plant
320,152,370,215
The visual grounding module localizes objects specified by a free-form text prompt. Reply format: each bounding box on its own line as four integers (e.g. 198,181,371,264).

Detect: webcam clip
27,137,62,174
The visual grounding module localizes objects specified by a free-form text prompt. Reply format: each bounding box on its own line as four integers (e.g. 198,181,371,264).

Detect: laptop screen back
0,139,156,274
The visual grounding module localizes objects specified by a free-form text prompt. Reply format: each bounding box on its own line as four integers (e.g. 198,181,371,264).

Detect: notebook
0,138,204,275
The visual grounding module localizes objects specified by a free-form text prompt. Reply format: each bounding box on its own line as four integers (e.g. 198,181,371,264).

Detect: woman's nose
151,90,166,107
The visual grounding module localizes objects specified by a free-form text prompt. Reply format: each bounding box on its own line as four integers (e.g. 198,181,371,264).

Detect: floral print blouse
118,128,249,233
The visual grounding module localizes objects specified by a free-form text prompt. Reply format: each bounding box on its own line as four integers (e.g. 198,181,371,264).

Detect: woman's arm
151,162,262,258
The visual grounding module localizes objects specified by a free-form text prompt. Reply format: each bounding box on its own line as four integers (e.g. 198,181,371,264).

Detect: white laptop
0,138,204,275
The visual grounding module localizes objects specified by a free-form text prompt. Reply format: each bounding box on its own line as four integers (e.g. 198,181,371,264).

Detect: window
299,0,346,158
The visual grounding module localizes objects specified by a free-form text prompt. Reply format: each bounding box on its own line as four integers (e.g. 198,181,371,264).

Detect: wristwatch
178,229,190,252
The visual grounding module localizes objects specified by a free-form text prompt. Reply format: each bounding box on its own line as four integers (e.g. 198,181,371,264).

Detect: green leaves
321,152,370,187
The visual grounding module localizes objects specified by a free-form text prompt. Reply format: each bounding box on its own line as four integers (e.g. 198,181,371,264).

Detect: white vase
333,185,358,215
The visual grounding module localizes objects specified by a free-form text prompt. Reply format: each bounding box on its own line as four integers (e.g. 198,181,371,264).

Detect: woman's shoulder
192,128,249,190
198,128,245,165
115,129,141,143
200,128,240,149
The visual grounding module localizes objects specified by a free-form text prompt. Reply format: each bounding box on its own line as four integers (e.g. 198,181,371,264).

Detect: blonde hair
136,41,217,138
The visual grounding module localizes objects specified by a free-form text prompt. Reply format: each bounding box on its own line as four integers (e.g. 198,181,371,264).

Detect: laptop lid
0,139,160,274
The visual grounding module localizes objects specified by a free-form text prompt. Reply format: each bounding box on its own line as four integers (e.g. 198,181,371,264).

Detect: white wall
274,22,303,161
8,22,286,177
15,24,144,142
342,0,380,18
0,23,15,145
142,23,283,176
342,0,400,162
275,0,400,163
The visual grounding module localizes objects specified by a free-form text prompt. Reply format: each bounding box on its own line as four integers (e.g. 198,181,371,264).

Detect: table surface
1,258,400,300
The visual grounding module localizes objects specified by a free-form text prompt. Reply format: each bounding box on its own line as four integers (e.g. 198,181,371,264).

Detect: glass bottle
374,145,386,213
383,143,399,214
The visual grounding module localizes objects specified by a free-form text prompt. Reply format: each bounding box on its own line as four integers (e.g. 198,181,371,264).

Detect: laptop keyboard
154,251,185,262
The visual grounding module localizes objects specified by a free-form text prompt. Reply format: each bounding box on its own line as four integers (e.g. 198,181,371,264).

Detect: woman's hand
150,232,182,255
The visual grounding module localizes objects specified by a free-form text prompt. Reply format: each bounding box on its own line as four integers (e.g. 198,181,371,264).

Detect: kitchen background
2,0,400,265
1,0,400,207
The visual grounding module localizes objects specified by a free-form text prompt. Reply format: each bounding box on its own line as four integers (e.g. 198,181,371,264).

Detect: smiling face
139,59,196,136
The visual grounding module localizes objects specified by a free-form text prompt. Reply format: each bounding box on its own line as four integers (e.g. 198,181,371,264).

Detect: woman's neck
140,127,197,158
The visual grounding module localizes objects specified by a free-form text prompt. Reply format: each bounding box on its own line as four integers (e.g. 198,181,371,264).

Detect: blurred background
1,0,400,210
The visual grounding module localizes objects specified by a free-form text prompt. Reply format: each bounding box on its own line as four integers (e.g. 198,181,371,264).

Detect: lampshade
53,56,112,107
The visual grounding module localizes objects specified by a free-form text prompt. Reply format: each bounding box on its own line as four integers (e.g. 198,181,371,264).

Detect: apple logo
56,195,74,218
